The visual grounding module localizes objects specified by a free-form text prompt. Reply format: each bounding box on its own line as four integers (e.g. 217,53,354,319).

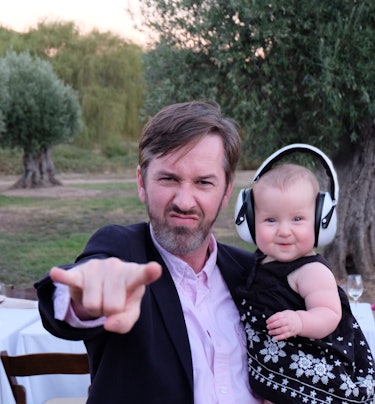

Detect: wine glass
0,282,6,303
347,274,364,309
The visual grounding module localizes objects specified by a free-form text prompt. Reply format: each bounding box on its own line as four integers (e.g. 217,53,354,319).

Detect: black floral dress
238,251,375,403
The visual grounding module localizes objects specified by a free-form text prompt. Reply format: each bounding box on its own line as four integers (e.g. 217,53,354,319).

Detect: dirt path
0,173,136,198
0,171,255,199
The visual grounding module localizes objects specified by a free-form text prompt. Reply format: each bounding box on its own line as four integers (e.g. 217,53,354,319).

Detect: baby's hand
266,310,302,340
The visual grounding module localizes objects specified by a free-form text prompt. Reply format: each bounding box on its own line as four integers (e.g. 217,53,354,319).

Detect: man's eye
198,180,212,186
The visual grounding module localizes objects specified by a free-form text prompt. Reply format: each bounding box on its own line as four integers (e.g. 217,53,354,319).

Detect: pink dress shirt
54,232,261,404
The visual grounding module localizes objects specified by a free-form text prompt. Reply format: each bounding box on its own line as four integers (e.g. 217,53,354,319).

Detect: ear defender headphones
234,143,339,248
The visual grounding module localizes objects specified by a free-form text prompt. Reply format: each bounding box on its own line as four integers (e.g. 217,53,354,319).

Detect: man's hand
50,258,162,334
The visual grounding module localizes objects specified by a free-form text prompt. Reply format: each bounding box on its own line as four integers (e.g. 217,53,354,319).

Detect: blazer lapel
145,232,194,389
151,270,193,386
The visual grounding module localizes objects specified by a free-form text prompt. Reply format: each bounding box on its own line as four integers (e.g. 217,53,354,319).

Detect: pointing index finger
138,261,162,285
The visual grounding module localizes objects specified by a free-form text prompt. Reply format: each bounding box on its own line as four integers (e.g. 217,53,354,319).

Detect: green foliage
0,22,145,149
0,26,25,54
50,28,145,146
0,114,5,135
140,0,375,165
0,50,82,153
0,148,23,174
0,54,9,136
51,144,127,173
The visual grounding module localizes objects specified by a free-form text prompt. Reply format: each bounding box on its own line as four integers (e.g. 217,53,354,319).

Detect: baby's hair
253,163,320,194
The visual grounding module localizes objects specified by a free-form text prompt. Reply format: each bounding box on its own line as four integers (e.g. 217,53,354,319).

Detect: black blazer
35,222,254,404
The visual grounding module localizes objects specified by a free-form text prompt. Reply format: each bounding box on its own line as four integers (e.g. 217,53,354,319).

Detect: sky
0,0,147,45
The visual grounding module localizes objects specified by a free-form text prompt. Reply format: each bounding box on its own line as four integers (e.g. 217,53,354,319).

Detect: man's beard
147,204,221,255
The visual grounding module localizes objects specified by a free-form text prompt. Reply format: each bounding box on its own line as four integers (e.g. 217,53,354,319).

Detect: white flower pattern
241,312,375,403
260,336,287,363
289,350,335,384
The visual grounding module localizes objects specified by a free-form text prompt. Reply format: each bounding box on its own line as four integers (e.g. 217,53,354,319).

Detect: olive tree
0,50,82,188
1,23,145,151
140,1,375,288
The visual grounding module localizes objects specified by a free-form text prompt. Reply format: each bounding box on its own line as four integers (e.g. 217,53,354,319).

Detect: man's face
137,135,233,256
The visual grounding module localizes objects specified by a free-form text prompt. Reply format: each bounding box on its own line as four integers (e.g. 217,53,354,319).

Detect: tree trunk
324,118,375,300
12,146,62,189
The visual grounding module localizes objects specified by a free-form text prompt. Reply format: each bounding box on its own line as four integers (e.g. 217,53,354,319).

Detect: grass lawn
0,181,144,287
0,178,255,289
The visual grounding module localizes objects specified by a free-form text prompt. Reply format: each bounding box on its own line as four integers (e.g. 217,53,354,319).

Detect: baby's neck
262,250,316,264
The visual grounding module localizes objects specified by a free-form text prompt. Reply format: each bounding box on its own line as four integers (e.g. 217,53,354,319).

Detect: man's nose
173,183,197,211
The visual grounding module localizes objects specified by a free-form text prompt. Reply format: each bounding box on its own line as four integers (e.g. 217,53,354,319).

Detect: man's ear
221,181,234,210
136,166,146,203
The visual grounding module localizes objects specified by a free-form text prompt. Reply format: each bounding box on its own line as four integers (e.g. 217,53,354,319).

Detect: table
16,319,90,404
4,301,372,404
350,302,375,357
0,298,40,404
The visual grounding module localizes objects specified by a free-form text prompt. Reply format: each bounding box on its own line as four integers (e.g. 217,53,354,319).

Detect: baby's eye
293,216,302,222
266,218,276,223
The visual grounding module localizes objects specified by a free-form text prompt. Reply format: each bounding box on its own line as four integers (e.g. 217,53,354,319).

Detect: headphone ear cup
234,188,256,244
315,192,337,248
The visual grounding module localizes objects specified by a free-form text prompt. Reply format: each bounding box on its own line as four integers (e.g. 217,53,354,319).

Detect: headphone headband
253,143,339,203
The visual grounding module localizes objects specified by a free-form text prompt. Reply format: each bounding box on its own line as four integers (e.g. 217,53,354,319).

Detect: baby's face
254,180,316,262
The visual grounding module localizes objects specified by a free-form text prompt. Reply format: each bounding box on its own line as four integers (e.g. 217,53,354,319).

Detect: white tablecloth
0,299,40,404
3,300,372,404
16,319,90,404
350,302,375,357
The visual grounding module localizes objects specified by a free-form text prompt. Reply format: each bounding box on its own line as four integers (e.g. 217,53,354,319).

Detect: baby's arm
266,262,342,340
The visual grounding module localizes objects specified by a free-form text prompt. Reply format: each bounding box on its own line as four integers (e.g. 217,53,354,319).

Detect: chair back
0,350,89,404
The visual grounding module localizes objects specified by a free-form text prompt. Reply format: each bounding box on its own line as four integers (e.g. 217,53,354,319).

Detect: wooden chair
0,350,89,404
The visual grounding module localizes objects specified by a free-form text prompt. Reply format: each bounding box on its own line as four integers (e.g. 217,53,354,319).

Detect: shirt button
220,386,228,394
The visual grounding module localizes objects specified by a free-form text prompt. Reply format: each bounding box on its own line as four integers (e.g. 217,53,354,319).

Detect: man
36,101,261,403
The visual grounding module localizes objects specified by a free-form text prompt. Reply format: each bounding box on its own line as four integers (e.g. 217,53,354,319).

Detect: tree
0,50,82,188
140,1,375,289
26,23,145,147
0,65,7,136
0,22,145,149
